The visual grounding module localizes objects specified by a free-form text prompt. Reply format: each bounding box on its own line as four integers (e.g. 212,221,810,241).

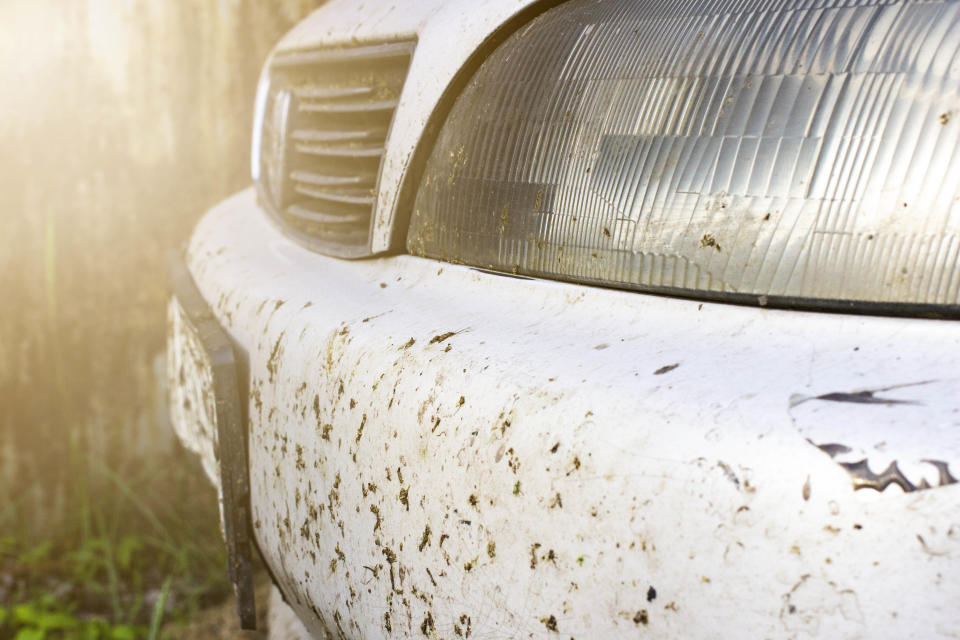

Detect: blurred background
0,2,325,637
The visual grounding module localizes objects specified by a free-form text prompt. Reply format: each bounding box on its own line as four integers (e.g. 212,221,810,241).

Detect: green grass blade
147,577,172,640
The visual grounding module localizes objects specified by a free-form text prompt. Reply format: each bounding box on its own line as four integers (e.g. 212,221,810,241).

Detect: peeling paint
790,379,960,494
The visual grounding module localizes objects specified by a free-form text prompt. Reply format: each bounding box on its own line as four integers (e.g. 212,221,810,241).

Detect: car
167,0,960,637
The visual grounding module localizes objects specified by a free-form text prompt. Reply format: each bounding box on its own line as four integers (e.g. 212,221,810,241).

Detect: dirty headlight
408,0,960,313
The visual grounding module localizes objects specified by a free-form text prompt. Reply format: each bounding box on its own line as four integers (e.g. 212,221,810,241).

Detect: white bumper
181,188,960,639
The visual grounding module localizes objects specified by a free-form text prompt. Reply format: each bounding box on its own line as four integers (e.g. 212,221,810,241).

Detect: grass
0,450,232,640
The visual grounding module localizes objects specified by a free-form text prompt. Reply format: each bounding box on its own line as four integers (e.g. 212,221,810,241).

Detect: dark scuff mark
633,610,649,625
813,391,918,406
647,586,657,602
816,443,852,458
792,380,934,407
654,363,679,375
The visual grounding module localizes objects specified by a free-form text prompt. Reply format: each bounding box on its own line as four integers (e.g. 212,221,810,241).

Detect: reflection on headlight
409,0,960,312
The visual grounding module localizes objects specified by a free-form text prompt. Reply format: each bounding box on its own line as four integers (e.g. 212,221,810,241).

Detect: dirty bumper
182,188,960,639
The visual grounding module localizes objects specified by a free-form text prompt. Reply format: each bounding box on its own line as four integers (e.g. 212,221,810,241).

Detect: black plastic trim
168,254,257,630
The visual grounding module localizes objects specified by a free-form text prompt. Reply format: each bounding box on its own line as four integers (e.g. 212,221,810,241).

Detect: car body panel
177,188,960,638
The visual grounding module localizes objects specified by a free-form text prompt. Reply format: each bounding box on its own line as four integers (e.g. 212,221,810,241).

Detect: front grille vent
262,41,415,256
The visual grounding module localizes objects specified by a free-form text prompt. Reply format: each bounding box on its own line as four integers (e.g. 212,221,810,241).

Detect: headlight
409,0,960,314
252,41,414,258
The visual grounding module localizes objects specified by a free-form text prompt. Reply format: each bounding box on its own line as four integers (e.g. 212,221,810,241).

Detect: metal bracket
169,253,256,630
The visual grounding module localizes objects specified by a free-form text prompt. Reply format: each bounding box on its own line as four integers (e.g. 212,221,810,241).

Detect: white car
168,0,960,637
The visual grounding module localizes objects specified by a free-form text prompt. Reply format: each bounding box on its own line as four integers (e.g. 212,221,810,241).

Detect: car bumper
172,188,960,638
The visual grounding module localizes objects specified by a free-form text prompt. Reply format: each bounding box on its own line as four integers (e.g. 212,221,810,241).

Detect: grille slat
298,99,399,114
290,170,373,187
292,86,373,100
293,143,385,158
260,40,415,255
293,185,375,206
290,128,387,144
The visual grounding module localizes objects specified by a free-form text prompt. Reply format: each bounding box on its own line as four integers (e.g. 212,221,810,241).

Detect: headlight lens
409,0,960,312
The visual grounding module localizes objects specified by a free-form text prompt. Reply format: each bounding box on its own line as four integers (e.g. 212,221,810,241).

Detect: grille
261,41,415,256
